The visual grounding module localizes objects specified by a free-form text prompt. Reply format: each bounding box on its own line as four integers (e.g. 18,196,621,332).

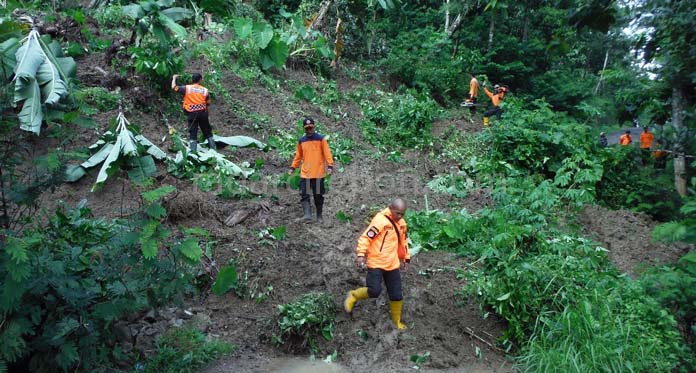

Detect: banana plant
65,110,167,191
167,134,265,179
10,28,76,134
123,0,193,47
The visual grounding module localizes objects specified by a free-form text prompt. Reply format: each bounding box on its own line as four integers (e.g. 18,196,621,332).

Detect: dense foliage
0,187,204,370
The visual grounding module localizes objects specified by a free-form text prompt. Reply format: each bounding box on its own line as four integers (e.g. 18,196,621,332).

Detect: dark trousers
483,106,502,120
467,95,478,114
366,268,403,301
187,110,212,140
300,178,325,207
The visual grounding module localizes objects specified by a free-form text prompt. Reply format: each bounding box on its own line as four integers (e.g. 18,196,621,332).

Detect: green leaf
261,36,289,70
496,292,511,301
212,135,266,149
127,155,157,183
252,22,274,49
135,134,167,160
335,211,351,222
271,226,286,241
0,38,20,80
178,238,202,262
142,185,176,202
160,7,193,22
122,4,145,19
56,342,79,370
81,143,114,169
145,203,167,219
158,12,187,40
212,264,238,295
64,164,86,182
93,132,123,188
234,18,253,39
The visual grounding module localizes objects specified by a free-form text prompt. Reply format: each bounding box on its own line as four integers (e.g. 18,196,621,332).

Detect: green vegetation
143,326,234,372
274,292,336,353
0,188,204,370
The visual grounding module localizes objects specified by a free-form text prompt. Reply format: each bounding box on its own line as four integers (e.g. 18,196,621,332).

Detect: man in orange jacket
172,73,215,152
639,127,655,165
289,117,334,223
344,199,411,330
619,130,632,146
461,73,480,114
482,83,507,127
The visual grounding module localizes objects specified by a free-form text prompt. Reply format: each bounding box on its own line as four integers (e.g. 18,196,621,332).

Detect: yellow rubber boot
389,300,407,330
483,116,489,127
344,287,369,313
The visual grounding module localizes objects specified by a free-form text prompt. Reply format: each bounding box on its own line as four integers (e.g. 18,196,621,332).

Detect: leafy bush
640,252,696,355
143,326,234,372
0,185,204,371
73,86,120,114
274,292,335,353
356,88,440,150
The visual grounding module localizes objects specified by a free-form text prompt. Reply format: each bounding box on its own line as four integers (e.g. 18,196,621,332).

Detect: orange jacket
484,87,504,107
469,78,479,98
639,132,654,149
357,208,409,271
619,134,632,146
290,133,334,179
175,84,210,112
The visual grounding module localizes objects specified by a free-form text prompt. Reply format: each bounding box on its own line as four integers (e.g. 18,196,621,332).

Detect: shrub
356,88,440,150
273,292,335,353
143,326,234,373
0,187,203,371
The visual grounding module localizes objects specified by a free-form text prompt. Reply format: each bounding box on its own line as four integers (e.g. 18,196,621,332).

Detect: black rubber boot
207,136,217,150
315,200,324,224
189,140,198,152
302,201,312,222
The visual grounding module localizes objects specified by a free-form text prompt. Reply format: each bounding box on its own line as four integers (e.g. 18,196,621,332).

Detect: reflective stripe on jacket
290,133,334,179
178,84,209,112
357,208,409,271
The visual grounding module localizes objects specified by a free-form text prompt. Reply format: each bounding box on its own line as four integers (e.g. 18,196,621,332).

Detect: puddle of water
260,357,347,373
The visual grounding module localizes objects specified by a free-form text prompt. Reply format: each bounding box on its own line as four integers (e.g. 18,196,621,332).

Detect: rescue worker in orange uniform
289,117,334,223
639,127,655,166
482,83,507,127
172,73,215,152
462,73,480,113
344,199,411,330
653,142,667,170
619,130,632,146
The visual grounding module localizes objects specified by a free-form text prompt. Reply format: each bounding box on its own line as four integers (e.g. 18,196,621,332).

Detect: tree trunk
447,13,463,38
445,0,450,33
306,0,332,37
487,17,494,52
672,87,688,196
594,50,609,94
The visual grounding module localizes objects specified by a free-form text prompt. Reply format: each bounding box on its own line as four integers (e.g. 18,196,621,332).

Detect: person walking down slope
639,127,655,166
619,130,632,146
344,199,411,330
172,73,216,152
599,132,608,147
289,117,334,223
482,83,507,127
461,73,480,114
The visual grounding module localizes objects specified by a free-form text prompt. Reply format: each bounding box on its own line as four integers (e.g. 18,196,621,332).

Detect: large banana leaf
212,135,267,150
195,149,254,178
0,38,19,80
13,30,75,134
135,134,167,160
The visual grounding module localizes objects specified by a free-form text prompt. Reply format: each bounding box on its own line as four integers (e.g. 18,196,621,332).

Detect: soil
33,46,689,372
578,205,690,277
